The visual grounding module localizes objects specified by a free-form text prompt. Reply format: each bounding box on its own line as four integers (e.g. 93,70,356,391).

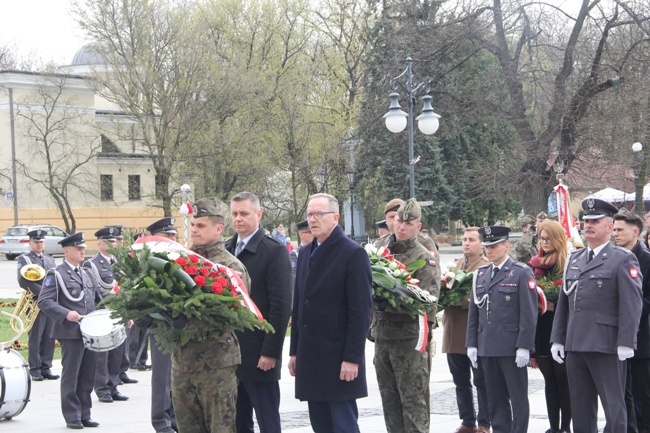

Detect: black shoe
111,392,129,401
119,373,138,384
66,420,83,429
42,372,60,380
31,373,44,381
98,394,113,403
82,419,99,428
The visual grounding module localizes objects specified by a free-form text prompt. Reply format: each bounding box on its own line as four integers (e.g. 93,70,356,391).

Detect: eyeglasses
306,211,335,220
539,236,550,243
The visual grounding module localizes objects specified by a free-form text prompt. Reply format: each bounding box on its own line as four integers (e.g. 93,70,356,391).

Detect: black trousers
447,353,490,428
236,380,281,433
566,351,627,433
481,356,529,433
307,400,360,433
536,355,572,431
27,311,55,375
151,336,175,431
627,357,650,433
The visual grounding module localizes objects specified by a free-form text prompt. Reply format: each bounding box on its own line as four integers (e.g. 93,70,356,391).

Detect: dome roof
71,43,106,66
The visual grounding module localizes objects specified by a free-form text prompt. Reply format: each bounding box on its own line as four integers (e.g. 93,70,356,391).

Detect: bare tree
15,74,100,233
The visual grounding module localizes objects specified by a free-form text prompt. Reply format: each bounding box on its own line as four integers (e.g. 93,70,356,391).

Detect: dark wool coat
226,228,293,381
632,241,650,358
289,225,372,401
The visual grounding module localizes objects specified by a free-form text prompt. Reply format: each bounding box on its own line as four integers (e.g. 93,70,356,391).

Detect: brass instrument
11,264,46,333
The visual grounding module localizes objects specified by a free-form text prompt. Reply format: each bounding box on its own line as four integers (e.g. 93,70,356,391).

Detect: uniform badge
17,262,22,269
485,226,492,235
631,268,639,278
528,279,536,290
428,260,436,267
478,271,484,276
72,289,78,296
505,295,511,302
587,198,595,209
572,259,577,264
44,277,52,286
597,280,603,288
509,271,514,277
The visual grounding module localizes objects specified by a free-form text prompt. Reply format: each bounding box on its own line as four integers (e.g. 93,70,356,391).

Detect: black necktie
74,267,81,277
587,250,594,263
491,266,499,280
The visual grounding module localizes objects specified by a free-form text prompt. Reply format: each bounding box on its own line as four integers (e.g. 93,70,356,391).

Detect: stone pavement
2,330,607,432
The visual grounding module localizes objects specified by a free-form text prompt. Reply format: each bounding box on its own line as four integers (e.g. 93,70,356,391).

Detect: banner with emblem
554,181,581,247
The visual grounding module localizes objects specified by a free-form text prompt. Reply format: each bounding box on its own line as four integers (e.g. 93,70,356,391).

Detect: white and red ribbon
415,312,429,352
132,236,265,322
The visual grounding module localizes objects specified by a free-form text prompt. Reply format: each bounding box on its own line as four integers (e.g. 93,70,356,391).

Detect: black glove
134,316,154,329
160,312,187,329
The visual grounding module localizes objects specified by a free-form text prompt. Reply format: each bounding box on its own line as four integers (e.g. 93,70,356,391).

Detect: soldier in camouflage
372,198,441,433
514,214,538,264
375,198,440,260
171,197,251,433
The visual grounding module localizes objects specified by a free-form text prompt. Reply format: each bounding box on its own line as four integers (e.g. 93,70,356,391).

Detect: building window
101,175,113,201
128,175,141,200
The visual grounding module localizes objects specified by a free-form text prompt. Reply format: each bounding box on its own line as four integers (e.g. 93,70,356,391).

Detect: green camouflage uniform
171,198,251,433
514,229,537,264
372,200,440,433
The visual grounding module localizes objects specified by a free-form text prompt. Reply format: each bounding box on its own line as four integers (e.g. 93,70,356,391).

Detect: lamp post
633,142,645,216
180,184,192,246
347,169,356,238
384,57,441,198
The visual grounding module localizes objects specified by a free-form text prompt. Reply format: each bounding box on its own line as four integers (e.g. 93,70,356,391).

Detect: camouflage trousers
171,364,237,433
374,338,431,433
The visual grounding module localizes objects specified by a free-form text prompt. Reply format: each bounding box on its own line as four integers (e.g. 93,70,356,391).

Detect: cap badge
587,198,595,209
170,217,176,225
484,226,492,235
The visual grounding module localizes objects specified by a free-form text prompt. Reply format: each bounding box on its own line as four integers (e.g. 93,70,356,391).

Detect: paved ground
1,247,607,432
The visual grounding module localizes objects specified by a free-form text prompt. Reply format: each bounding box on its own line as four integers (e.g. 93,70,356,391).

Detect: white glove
551,343,565,364
467,347,478,369
618,346,634,361
515,348,530,368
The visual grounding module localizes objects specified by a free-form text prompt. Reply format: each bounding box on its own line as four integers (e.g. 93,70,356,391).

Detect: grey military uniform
17,251,57,376
37,262,103,424
551,244,643,433
466,257,538,433
84,253,127,400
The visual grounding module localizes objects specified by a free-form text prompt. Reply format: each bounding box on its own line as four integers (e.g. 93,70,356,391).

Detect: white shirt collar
589,242,608,259
238,227,259,248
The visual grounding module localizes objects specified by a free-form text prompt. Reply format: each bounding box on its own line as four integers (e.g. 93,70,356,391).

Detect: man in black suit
551,198,643,433
288,193,373,433
37,233,103,430
17,228,58,381
225,192,293,433
613,209,650,433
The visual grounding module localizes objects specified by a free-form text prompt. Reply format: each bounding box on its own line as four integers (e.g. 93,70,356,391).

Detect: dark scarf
528,248,557,279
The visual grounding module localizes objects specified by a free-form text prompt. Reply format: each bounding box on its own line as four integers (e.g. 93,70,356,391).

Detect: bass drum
0,348,31,420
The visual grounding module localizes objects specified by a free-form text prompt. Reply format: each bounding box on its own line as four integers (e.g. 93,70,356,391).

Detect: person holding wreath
528,221,572,433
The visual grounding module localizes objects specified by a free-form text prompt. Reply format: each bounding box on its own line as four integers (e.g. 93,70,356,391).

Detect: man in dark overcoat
612,209,650,433
551,198,643,433
225,191,293,433
288,193,373,433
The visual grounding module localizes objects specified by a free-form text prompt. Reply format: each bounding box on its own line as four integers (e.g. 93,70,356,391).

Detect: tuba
11,264,46,333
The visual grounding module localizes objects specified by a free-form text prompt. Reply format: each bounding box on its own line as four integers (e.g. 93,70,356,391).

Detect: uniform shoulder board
612,245,634,255
512,261,527,268
477,263,491,270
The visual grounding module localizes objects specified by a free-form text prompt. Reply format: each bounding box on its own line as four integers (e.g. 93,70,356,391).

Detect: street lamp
347,169,356,238
384,57,441,198
633,142,645,216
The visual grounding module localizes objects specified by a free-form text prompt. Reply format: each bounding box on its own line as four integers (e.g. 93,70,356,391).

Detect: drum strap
87,261,114,291
54,270,85,303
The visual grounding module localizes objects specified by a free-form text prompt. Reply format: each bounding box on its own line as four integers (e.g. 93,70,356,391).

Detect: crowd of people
15,194,650,433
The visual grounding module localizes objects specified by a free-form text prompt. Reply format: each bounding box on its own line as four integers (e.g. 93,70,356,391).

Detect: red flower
194,275,206,287
216,276,228,287
381,249,393,261
184,266,198,275
200,267,210,276
188,255,199,264
554,280,563,286
175,257,188,266
211,283,223,295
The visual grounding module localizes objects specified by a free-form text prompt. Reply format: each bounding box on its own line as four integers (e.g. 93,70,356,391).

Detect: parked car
0,224,69,260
